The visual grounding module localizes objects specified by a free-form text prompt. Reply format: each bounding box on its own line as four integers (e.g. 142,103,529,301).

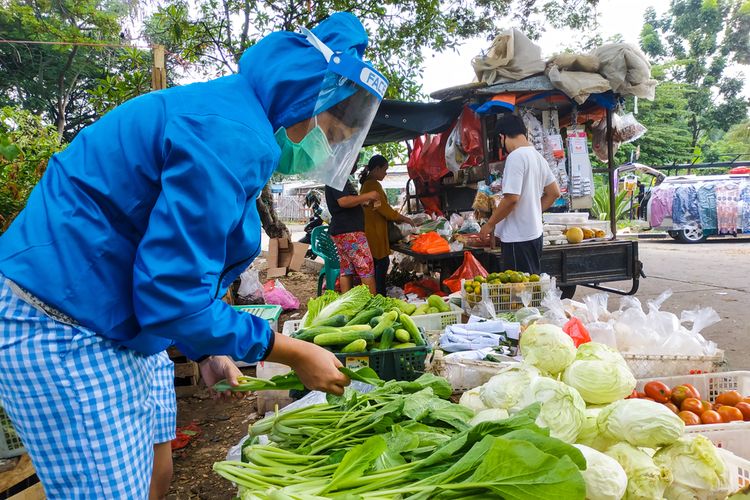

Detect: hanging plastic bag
263,280,300,311
443,251,488,293
444,121,467,173
591,119,621,163
459,106,483,168
612,112,647,144
563,317,591,347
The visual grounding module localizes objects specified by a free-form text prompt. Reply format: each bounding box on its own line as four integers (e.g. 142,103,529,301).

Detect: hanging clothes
696,183,718,230
648,185,675,227
740,183,750,233
716,182,740,235
671,185,700,228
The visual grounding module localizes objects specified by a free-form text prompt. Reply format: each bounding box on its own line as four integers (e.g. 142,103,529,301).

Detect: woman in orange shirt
359,155,413,295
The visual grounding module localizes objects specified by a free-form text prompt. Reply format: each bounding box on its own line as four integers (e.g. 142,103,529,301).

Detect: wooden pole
606,108,617,239
151,44,166,91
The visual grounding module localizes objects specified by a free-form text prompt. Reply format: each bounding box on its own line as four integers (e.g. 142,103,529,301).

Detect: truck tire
667,230,680,240
559,285,577,299
675,223,707,243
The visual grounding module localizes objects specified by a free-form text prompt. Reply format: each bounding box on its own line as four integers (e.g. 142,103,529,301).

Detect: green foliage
87,48,153,115
0,107,63,232
590,186,637,221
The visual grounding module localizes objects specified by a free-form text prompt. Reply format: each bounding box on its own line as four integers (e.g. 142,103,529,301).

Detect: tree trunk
256,183,290,239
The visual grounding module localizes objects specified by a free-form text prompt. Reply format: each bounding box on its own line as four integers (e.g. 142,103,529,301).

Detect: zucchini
379,327,395,350
394,328,411,343
315,314,348,327
341,338,368,353
292,326,340,342
427,295,451,313
371,311,398,339
313,330,374,347
394,342,416,349
346,307,383,326
398,313,425,346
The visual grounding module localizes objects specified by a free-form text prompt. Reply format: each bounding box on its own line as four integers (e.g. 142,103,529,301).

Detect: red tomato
681,398,703,415
715,390,743,407
683,383,701,400
700,410,722,425
671,385,691,406
700,400,712,413
742,397,750,405
735,402,750,421
644,381,672,403
663,402,679,414
642,397,655,401
636,392,647,398
626,389,638,399
717,406,744,423
678,411,701,426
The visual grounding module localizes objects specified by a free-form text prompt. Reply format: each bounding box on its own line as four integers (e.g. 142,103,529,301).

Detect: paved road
573,237,750,370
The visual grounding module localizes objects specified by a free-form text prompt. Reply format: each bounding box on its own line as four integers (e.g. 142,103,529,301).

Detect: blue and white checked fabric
0,276,176,499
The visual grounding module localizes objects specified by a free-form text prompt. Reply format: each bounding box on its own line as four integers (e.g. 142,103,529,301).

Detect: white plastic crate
282,319,303,336
0,401,25,459
410,303,464,331
624,350,725,379
461,276,552,317
718,447,750,492
635,371,750,434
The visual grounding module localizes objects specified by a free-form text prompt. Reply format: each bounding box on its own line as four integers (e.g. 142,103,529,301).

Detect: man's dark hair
496,114,527,137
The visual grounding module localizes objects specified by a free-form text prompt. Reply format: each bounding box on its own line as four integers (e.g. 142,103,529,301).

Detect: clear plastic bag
612,112,647,144
591,119,621,163
458,214,481,234
237,266,264,302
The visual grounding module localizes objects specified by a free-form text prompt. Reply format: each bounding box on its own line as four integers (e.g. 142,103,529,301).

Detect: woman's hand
199,355,245,400
362,191,380,207
264,333,351,395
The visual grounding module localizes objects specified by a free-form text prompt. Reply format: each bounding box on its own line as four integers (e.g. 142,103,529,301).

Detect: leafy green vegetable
303,290,339,327
597,399,685,448
654,435,730,499
605,442,673,500
573,444,627,500
519,323,576,376
312,285,371,326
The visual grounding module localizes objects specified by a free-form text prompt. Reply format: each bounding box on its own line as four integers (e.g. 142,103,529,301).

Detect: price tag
345,356,370,369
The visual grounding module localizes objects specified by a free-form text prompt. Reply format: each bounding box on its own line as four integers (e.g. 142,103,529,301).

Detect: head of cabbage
597,399,684,448
573,444,628,500
653,435,730,499
519,323,576,375
576,408,618,452
605,442,673,500
563,342,635,405
459,387,487,414
512,376,586,444
479,364,540,410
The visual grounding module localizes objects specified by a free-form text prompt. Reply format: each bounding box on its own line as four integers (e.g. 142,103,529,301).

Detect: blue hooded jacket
0,13,369,362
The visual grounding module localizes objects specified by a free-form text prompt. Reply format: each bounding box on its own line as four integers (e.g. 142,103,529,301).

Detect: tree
0,0,136,140
638,1,750,150
708,119,750,161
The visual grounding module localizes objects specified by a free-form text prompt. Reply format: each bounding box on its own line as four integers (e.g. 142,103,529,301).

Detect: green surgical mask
274,120,333,175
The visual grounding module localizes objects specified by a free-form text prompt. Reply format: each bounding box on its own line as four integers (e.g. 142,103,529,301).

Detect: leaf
503,429,586,470
322,435,387,493
339,366,383,387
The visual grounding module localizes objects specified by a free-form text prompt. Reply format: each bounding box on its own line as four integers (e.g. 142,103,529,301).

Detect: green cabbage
311,285,371,326
513,377,586,444
575,342,629,365
468,408,510,426
459,387,487,414
302,290,340,327
576,408,618,452
520,323,576,375
654,435,730,499
479,363,540,409
597,399,685,448
605,442,673,500
562,353,636,404
574,444,628,500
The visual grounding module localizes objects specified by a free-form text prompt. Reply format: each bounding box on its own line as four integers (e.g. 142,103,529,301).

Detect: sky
419,0,671,96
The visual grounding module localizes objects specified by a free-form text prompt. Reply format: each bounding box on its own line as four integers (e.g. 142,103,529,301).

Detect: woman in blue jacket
0,12,387,499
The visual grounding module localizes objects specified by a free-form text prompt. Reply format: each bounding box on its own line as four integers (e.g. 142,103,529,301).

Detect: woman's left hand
198,355,245,400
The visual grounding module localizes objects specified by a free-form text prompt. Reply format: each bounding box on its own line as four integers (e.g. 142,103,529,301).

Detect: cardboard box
277,248,292,268
289,242,309,272
267,238,279,268
267,237,309,276
277,236,289,249
266,266,287,279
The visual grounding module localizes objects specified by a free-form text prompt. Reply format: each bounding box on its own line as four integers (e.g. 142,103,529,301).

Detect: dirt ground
167,270,317,499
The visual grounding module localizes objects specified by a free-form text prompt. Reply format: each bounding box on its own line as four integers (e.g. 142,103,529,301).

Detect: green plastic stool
310,225,340,296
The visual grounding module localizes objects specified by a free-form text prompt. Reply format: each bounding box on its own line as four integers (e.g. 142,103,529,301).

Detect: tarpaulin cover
364,99,463,146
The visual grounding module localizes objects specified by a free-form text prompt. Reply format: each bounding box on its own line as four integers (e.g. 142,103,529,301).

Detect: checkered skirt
0,276,175,499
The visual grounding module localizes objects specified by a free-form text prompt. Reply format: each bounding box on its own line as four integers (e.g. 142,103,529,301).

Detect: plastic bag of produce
443,251,488,293
238,266,264,303
263,280,300,310
562,317,591,347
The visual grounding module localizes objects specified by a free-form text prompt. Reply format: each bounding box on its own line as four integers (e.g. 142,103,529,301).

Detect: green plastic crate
334,331,431,382
0,403,24,459
233,304,283,331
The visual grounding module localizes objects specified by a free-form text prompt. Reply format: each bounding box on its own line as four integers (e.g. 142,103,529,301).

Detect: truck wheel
559,285,577,299
675,223,707,243
667,230,680,240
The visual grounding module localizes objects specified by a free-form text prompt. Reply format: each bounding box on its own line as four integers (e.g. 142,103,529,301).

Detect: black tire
675,223,707,243
559,285,577,299
667,230,680,240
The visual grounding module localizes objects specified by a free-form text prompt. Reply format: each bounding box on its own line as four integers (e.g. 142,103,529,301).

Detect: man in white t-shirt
479,114,561,274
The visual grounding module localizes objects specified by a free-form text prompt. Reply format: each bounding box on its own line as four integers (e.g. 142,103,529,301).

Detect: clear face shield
274,27,388,191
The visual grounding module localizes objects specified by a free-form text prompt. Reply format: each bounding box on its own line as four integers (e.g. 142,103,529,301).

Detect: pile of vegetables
294,286,451,353
631,380,750,425
214,371,590,499
458,324,734,499
463,270,544,308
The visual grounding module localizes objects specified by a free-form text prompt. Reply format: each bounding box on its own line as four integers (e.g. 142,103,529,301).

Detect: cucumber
392,299,417,315
398,313,425,346
395,329,411,343
394,342,416,349
428,307,439,314
346,307,383,326
292,326,340,342
369,316,383,328
313,330,374,347
411,303,430,316
427,295,451,313
340,338,368,353
371,310,398,339
314,314,348,327
379,327,395,350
